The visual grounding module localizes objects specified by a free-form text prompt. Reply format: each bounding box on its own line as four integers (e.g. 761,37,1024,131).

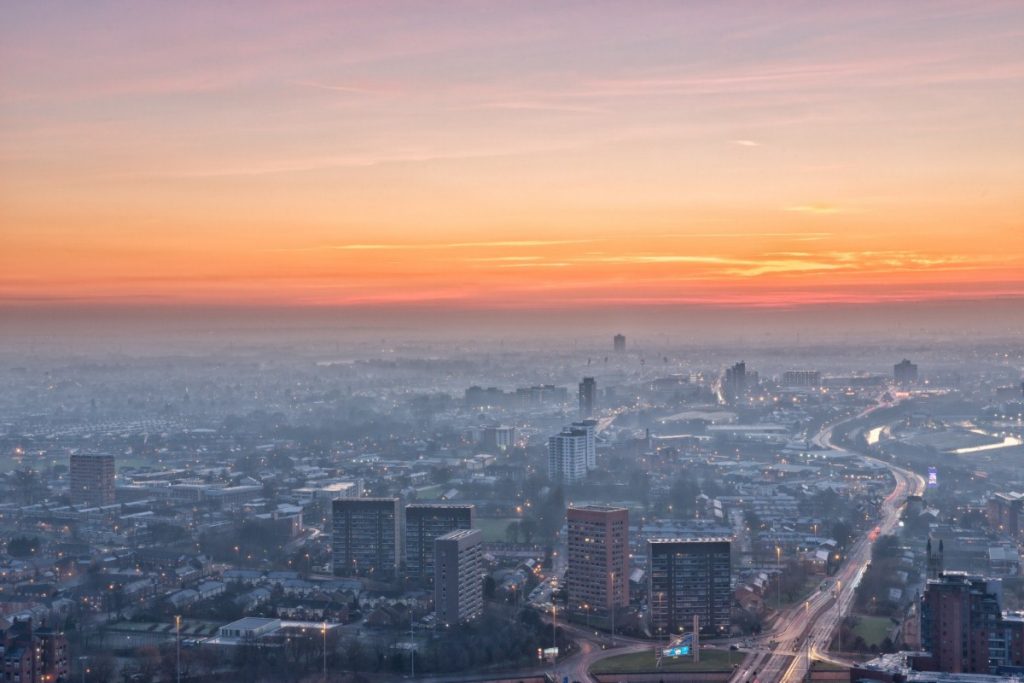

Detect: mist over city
2,2,1023,683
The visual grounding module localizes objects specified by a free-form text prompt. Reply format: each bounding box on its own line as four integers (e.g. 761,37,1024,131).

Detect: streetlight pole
776,546,782,609
175,615,181,683
409,611,415,679
551,602,557,650
323,621,328,681
836,579,843,655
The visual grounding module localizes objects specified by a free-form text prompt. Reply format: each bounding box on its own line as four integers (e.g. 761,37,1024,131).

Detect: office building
481,425,515,451
579,376,596,418
613,334,626,352
515,384,569,407
782,370,821,388
987,492,1023,539
647,538,732,636
434,529,484,626
405,503,475,584
894,359,919,385
548,427,589,484
69,453,116,506
723,362,757,401
920,571,1008,673
566,505,629,618
332,498,400,580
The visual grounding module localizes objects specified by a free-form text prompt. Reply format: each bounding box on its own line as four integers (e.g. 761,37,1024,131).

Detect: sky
1,1,1022,314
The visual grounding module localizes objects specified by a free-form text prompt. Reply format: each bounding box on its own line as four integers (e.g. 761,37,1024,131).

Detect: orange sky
1,2,1022,310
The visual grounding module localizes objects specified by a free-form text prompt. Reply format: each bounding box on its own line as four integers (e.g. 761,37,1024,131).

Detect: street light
551,601,557,652
836,579,843,654
775,546,782,609
175,614,181,683
322,621,328,681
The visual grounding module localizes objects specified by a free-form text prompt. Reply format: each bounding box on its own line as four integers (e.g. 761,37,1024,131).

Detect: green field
476,517,521,542
850,615,892,647
414,484,444,500
589,648,737,674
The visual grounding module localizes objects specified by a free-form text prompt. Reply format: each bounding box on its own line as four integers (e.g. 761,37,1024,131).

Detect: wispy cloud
730,139,761,147
472,100,604,114
272,239,595,252
785,204,844,215
447,240,594,248
293,80,389,95
660,232,832,240
465,255,544,262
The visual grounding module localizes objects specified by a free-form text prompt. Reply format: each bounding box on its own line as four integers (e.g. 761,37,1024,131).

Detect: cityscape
2,338,1023,682
2,2,1023,683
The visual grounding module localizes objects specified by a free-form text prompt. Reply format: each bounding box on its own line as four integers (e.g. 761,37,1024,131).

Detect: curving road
734,398,926,683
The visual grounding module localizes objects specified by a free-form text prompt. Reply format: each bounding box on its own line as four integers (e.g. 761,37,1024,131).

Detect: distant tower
613,334,626,353
894,359,918,386
69,453,116,506
579,377,596,418
723,361,756,401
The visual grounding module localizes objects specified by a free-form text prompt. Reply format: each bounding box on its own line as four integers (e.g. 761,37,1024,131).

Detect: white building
571,419,598,470
548,427,591,484
218,617,281,640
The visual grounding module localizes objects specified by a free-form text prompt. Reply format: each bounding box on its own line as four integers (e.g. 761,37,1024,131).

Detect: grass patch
590,648,737,674
811,660,849,672
851,615,892,647
414,484,443,500
476,517,521,542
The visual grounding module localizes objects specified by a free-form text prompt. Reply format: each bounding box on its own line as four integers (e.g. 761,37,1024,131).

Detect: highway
734,398,926,683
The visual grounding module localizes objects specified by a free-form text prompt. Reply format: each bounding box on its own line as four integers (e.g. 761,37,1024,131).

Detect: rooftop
647,536,733,545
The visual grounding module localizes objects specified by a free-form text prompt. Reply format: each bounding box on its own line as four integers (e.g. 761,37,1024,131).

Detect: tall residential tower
566,505,630,619
647,537,732,636
405,504,475,584
69,453,116,506
332,498,400,580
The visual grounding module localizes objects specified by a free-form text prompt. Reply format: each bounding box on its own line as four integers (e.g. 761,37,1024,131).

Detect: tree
505,521,521,544
84,653,116,683
11,469,47,505
520,517,538,544
832,520,853,549
132,645,162,683
744,510,763,532
7,535,40,558
669,476,700,517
